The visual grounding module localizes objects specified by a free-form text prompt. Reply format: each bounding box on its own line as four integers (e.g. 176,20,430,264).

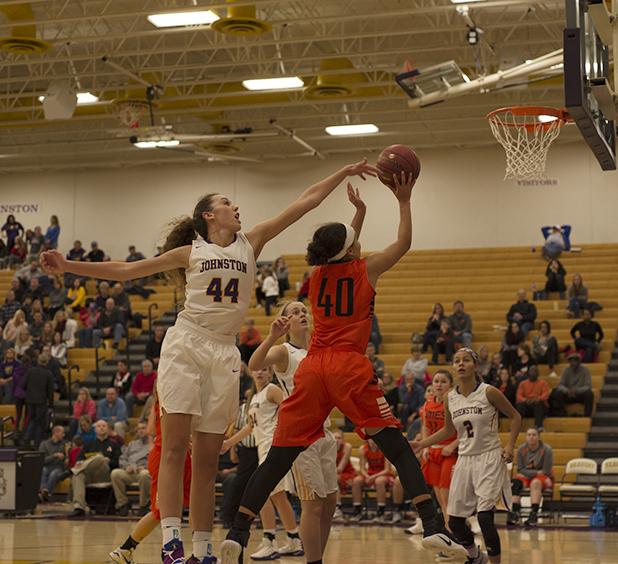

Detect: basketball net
114,99,150,129
487,107,567,181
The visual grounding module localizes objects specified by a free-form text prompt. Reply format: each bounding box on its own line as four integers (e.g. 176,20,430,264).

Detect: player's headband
328,223,356,263
456,347,480,365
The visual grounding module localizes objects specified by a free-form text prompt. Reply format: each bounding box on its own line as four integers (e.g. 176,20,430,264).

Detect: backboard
564,0,616,170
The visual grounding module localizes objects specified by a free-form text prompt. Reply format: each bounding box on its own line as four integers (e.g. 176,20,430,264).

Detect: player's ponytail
162,193,216,286
306,223,347,265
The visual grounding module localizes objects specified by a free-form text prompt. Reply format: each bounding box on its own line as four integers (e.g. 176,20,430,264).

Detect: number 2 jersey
308,258,375,354
447,382,501,456
177,233,256,336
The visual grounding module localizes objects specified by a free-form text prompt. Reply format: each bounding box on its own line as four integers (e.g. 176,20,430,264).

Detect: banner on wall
0,204,40,214
515,179,559,187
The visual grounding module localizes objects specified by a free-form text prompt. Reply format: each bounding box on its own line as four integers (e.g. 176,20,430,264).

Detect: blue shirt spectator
397,374,425,437
45,216,60,249
97,387,128,432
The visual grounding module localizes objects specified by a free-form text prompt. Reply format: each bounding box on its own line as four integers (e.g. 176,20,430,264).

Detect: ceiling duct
211,2,271,36
305,58,356,99
0,3,51,54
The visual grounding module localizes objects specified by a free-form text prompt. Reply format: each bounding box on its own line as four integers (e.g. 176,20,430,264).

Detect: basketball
376,144,421,189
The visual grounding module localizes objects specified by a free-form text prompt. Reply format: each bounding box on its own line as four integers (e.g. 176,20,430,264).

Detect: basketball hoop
486,106,571,181
112,98,156,128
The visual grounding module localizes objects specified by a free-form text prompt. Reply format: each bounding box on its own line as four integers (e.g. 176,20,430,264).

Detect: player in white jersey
221,366,302,561
412,348,521,564
40,159,378,564
247,301,339,564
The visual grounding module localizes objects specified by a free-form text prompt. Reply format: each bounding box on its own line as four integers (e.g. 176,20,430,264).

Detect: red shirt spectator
239,322,262,347
131,363,157,396
72,387,97,420
516,376,550,406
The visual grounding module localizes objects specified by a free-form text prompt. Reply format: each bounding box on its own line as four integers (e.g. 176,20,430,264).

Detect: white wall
1,141,616,261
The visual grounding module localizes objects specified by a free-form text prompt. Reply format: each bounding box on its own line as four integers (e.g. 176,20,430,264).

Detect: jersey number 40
317,277,354,317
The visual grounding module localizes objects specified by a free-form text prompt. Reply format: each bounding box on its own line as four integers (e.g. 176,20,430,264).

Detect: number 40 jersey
447,382,502,456
178,233,256,337
308,258,376,354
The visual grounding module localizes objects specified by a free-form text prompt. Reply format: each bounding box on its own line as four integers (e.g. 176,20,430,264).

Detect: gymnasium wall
1,140,616,261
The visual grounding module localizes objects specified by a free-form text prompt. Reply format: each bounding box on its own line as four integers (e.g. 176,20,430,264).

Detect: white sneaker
109,547,135,564
250,539,280,561
468,516,482,535
221,539,243,564
434,552,456,562
333,508,344,520
421,533,468,560
391,510,403,524
278,537,304,557
405,520,424,535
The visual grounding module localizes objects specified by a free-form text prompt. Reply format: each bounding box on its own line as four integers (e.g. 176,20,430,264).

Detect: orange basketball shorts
422,448,457,490
148,445,192,520
272,350,401,448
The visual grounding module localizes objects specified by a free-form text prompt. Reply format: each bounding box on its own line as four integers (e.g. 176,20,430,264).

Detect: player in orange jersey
221,172,466,564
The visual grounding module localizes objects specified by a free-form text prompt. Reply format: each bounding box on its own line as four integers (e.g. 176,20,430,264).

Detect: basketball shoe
220,529,249,564
278,537,304,557
465,547,489,564
109,547,134,564
250,538,280,560
161,538,185,564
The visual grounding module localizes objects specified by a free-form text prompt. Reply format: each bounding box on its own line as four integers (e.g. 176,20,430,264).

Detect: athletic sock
192,531,211,560
161,517,182,546
120,536,139,551
513,502,521,513
287,528,300,540
416,499,439,531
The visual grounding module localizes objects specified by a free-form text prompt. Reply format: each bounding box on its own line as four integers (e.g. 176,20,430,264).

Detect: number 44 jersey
308,258,376,354
178,233,256,336
447,382,502,456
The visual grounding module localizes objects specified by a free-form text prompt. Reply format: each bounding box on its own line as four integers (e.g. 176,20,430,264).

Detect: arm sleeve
539,381,550,402
87,401,97,420
528,303,537,322
577,370,592,394
42,442,56,465
464,314,472,332
570,323,578,339
597,323,604,342
516,381,526,403
506,306,515,323
118,444,129,468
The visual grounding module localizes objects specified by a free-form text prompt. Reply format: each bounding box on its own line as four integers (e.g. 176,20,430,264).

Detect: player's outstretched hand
345,158,379,180
501,445,514,463
346,182,366,211
391,171,415,203
40,250,67,274
269,316,291,340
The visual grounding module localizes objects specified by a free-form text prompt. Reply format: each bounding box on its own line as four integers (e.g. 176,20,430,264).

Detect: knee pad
448,516,475,547
511,478,524,496
477,510,501,557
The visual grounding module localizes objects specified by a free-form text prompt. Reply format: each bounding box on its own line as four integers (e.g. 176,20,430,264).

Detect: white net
488,109,564,181
113,99,149,128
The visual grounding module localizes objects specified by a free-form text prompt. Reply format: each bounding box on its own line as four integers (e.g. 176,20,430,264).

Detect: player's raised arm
346,182,367,239
365,172,415,287
40,246,190,282
247,317,291,373
245,160,378,258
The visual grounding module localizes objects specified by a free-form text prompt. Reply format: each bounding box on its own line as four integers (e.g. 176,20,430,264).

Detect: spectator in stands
543,259,567,298
0,291,22,327
67,240,86,262
126,245,145,263
0,347,19,404
274,257,289,298
422,303,445,354
513,344,534,382
508,428,554,527
397,373,424,437
380,371,399,409
431,318,454,365
570,308,603,363
25,277,44,304
515,365,550,430
23,352,54,448
14,329,33,359
93,297,124,349
110,421,151,516
501,322,524,372
38,424,68,502
111,282,135,326
45,215,60,249
333,429,357,519
76,414,95,443
532,320,559,372
507,289,537,337
67,278,86,312
39,343,65,399
401,344,429,386
14,260,43,285
58,308,78,348
145,324,166,367
10,278,24,302
297,271,310,302
550,353,594,416
47,277,67,317
71,387,97,436
3,309,28,343
370,314,382,354
351,439,393,523
0,239,6,268
366,342,385,379
78,302,99,347
29,299,47,324
94,281,111,310
261,267,279,316
497,367,517,406
476,345,491,382
448,300,473,348
29,311,45,347
254,266,266,308
111,360,132,399
7,237,27,267
567,273,588,318
27,226,45,261
97,387,128,437
238,319,262,364
125,360,156,416
50,332,67,367
541,224,569,260
69,419,121,517
2,215,24,250
85,241,105,262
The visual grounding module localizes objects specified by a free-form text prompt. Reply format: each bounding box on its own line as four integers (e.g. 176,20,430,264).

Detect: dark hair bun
306,223,346,266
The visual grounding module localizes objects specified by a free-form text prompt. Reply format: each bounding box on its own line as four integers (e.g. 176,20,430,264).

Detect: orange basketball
376,144,421,189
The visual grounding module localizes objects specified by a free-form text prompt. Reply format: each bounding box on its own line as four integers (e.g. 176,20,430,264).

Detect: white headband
328,223,356,262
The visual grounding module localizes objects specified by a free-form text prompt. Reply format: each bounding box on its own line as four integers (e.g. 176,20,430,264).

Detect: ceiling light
147,10,220,28
38,91,99,104
466,27,479,45
450,0,487,4
132,138,181,149
242,77,305,91
538,115,559,124
325,124,379,136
